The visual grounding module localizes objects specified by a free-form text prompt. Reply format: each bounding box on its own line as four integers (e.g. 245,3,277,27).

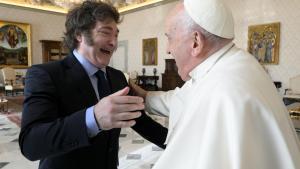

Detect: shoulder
106,66,126,79
27,54,75,78
27,60,63,78
32,60,62,70
106,66,123,75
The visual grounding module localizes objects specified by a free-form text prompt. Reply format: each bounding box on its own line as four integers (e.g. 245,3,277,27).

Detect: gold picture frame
0,0,175,14
0,20,32,68
142,38,158,65
247,22,280,64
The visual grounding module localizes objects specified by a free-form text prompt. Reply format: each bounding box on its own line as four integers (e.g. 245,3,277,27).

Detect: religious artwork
0,20,31,68
0,0,175,14
142,38,157,65
248,22,280,64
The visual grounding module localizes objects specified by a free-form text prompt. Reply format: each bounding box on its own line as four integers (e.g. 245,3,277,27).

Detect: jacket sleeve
145,90,175,116
19,66,90,161
132,110,168,149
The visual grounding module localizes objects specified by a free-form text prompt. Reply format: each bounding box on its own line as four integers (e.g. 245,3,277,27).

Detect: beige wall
1,0,300,93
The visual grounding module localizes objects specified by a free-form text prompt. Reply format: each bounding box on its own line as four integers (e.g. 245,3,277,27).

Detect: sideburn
82,30,94,46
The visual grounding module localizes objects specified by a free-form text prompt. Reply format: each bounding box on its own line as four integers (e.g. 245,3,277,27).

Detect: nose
109,37,118,49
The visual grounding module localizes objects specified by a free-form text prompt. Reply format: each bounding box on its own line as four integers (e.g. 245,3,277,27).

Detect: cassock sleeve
145,90,176,117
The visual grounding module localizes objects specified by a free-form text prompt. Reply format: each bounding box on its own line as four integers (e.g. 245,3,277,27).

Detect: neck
186,39,233,77
202,39,232,60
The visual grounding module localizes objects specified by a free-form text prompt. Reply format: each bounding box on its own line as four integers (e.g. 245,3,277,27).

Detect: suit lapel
106,67,126,94
62,55,125,105
63,54,98,105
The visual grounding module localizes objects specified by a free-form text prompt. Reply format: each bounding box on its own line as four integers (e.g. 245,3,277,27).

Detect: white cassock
146,42,300,169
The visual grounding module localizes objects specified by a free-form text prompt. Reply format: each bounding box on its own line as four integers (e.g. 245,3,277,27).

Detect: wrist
93,107,102,130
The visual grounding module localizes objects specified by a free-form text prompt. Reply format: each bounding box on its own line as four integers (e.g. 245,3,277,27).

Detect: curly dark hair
63,1,121,50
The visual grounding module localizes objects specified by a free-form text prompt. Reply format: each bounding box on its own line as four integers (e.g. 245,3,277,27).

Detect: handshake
93,84,147,130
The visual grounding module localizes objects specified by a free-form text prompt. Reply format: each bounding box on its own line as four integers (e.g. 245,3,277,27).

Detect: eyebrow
99,26,119,33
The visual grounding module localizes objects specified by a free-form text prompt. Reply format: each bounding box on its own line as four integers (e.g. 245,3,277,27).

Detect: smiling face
77,19,119,68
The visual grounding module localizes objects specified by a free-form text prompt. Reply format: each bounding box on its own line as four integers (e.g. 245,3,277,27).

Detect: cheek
175,49,190,70
93,38,103,47
93,34,107,45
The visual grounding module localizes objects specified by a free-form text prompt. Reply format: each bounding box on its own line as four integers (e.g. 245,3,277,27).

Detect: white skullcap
184,0,234,39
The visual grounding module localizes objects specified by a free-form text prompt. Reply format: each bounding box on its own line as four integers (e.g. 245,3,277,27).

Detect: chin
101,62,110,67
181,76,189,82
105,57,112,65
178,72,185,81
104,60,111,66
97,59,111,68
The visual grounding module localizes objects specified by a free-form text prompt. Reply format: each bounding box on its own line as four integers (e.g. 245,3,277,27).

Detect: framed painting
142,38,157,65
247,22,280,64
0,20,31,68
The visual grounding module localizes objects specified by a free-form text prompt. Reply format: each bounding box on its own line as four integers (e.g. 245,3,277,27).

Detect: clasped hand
94,87,144,130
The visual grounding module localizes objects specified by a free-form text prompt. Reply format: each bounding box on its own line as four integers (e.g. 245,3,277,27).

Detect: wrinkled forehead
165,3,185,32
169,3,184,21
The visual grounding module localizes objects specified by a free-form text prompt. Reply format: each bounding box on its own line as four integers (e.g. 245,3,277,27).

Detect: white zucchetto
184,0,235,39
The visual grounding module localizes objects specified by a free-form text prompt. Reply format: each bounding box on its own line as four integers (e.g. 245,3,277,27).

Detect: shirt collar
189,42,234,82
73,50,106,76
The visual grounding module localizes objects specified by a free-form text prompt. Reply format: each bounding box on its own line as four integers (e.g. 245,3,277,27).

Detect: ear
191,31,204,57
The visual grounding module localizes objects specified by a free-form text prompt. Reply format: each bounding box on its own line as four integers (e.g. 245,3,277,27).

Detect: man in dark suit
19,1,167,169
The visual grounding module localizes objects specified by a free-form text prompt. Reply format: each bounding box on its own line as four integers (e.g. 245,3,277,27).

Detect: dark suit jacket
19,54,167,169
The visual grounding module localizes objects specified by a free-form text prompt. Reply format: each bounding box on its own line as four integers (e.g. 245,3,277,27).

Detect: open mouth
100,48,112,55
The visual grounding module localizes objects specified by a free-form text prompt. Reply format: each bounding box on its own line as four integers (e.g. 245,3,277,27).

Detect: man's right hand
94,87,144,130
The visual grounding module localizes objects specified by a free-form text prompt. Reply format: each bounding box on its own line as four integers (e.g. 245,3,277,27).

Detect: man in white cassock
130,0,300,168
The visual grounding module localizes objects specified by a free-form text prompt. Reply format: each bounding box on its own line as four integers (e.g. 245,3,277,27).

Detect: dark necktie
95,70,111,99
